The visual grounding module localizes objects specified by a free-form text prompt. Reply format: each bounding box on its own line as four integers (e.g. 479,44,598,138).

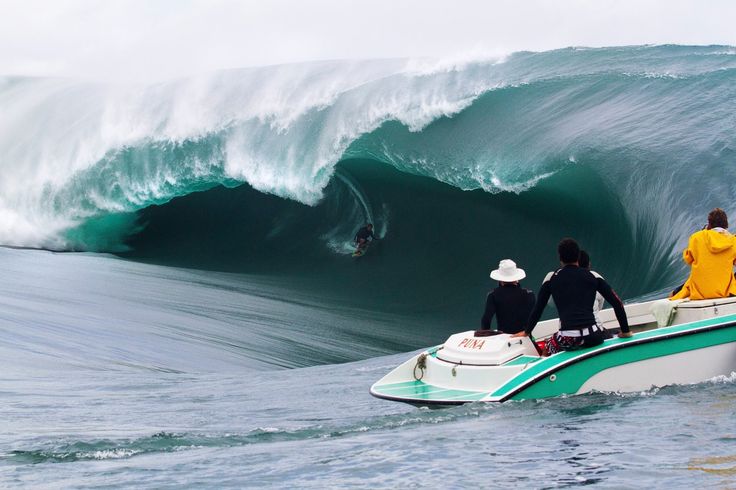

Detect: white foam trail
322,169,380,255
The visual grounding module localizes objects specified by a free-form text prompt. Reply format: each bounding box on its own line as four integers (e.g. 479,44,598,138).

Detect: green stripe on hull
502,322,736,401
372,380,488,402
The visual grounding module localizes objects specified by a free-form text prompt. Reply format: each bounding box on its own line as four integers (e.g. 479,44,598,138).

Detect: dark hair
708,208,728,229
558,238,580,264
366,223,373,228
578,250,591,269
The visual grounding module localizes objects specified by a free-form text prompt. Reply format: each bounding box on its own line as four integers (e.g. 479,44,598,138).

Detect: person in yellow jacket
671,208,736,300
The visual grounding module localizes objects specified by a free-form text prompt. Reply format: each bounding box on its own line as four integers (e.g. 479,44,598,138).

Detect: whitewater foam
2,45,736,251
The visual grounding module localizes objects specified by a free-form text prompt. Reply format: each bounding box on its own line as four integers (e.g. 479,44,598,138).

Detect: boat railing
597,296,736,332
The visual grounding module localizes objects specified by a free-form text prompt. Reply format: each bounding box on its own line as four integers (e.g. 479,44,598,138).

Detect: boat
370,297,736,406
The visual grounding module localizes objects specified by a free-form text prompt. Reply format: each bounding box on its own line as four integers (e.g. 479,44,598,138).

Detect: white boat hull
371,297,736,405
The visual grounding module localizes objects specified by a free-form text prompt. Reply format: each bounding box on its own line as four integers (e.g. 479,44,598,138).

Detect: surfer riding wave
353,223,377,256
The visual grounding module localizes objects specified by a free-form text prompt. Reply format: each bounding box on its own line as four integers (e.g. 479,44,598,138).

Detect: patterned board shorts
545,328,606,355
545,332,584,355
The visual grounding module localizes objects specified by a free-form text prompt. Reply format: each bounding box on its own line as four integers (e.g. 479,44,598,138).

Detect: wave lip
1,45,736,250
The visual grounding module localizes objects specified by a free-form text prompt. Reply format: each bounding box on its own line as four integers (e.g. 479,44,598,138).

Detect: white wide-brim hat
490,259,526,282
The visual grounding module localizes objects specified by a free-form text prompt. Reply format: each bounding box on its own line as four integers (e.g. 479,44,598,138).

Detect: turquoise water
3,46,735,307
2,45,736,486
1,248,735,488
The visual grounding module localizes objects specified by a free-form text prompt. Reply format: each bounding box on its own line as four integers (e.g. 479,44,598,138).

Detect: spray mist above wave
0,58,488,249
1,45,735,250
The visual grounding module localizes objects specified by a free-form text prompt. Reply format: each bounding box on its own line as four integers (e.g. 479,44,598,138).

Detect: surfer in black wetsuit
481,259,535,334
354,223,376,252
512,238,632,355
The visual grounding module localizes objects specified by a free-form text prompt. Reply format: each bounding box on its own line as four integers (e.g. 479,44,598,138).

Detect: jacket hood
704,228,735,253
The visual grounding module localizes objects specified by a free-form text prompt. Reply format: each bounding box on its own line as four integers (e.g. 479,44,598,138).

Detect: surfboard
352,244,368,257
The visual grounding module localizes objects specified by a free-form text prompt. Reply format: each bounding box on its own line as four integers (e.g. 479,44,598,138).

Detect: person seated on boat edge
480,259,536,334
670,208,736,301
511,238,632,355
354,223,376,252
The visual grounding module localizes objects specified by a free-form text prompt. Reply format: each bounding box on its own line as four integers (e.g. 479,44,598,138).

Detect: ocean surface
2,45,736,487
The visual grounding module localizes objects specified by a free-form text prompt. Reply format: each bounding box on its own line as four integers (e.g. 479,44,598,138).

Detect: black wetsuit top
481,284,536,334
355,227,375,241
525,265,630,335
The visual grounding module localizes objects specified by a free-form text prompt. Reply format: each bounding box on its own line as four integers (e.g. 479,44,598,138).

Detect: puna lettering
458,338,485,349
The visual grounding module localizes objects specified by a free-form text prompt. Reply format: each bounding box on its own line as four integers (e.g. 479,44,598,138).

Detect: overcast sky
1,0,735,81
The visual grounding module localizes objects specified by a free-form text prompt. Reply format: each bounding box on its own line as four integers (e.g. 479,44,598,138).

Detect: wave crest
1,45,736,250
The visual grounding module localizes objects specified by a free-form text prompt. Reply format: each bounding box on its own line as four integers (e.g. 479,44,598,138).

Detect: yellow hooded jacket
671,228,736,300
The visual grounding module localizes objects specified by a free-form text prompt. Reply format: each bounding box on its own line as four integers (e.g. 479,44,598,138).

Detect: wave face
2,45,736,305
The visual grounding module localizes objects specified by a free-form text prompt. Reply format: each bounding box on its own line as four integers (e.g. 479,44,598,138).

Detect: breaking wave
2,45,736,303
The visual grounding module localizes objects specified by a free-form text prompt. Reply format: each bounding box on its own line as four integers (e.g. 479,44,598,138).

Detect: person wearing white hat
480,259,535,334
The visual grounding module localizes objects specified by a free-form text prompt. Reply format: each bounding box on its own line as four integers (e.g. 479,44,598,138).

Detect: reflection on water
688,455,736,476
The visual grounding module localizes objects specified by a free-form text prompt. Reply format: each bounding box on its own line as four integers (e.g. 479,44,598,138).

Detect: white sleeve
594,292,604,312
